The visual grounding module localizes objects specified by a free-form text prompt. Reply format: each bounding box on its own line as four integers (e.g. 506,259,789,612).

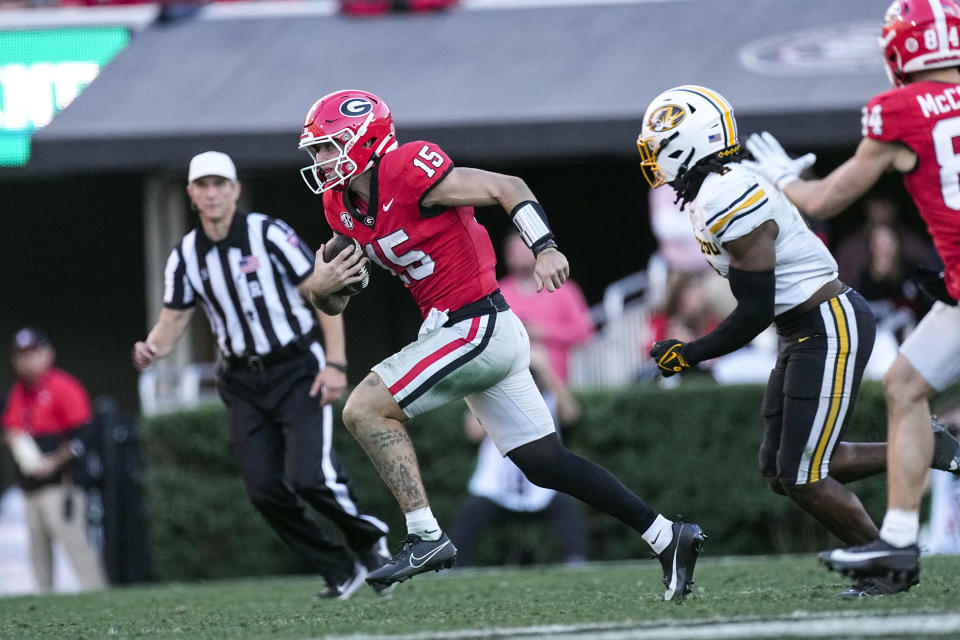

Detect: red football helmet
298,90,397,194
881,0,960,87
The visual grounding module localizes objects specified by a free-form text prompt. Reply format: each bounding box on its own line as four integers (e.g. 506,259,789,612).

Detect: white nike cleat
365,532,458,588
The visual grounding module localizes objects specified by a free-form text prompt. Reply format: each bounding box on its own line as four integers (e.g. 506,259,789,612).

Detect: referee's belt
225,336,314,372
443,290,510,327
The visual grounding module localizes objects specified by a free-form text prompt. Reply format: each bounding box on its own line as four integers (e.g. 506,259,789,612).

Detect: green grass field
2,554,960,640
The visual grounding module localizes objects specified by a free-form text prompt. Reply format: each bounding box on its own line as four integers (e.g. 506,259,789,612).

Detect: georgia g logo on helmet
647,104,686,133
340,98,374,117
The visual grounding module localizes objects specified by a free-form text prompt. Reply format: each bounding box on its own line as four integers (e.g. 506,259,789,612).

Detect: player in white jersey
638,85,960,597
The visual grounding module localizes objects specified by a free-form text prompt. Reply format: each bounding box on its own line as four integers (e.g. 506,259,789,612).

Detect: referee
133,151,389,600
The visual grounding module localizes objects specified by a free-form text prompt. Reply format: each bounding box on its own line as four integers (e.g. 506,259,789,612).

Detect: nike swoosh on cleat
383,198,395,212
827,549,899,563
409,541,450,569
666,525,683,599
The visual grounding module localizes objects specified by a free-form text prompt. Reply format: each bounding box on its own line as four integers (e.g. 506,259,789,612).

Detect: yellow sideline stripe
809,298,849,482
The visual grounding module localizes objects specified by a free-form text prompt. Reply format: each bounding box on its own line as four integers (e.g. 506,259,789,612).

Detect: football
322,234,369,295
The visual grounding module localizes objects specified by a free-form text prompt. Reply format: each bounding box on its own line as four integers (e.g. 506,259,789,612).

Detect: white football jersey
687,163,837,316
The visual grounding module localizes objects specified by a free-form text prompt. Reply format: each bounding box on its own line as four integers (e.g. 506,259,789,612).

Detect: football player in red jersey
745,0,960,593
300,89,705,600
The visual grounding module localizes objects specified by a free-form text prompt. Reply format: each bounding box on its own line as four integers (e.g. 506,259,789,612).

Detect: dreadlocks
671,146,751,210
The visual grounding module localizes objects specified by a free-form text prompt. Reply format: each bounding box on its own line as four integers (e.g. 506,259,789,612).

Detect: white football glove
743,131,816,191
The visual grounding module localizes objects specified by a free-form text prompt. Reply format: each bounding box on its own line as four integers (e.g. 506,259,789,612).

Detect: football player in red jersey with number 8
745,0,960,592
300,89,706,600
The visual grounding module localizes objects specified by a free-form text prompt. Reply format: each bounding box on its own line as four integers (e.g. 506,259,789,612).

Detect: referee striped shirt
162,211,318,358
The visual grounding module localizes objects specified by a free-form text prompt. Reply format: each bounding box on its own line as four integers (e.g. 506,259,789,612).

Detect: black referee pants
218,351,388,582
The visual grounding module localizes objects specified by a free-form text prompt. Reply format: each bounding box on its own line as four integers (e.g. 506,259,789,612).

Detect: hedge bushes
140,380,952,580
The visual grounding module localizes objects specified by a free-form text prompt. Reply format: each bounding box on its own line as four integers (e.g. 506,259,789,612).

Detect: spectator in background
1,328,106,592
499,231,594,382
642,273,720,381
646,185,713,311
833,196,938,292
449,340,588,568
646,273,720,350
648,186,711,275
857,222,929,336
838,221,928,380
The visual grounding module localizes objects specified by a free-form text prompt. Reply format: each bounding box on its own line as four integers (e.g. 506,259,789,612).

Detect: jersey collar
343,161,381,229
196,210,248,253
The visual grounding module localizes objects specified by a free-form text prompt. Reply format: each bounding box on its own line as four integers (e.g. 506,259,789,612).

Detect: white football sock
642,514,674,555
405,507,442,541
879,509,919,547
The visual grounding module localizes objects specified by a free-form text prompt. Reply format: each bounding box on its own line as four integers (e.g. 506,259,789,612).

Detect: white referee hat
188,151,237,183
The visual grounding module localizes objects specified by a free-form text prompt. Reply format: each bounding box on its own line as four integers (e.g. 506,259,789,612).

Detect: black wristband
326,361,348,373
532,238,558,256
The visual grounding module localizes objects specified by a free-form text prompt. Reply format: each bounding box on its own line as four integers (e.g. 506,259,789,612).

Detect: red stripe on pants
388,316,482,395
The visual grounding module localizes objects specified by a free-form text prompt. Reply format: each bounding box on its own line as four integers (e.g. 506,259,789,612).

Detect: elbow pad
683,267,775,365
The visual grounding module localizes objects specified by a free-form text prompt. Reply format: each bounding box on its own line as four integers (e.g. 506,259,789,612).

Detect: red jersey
863,81,960,300
323,141,498,318
2,368,91,438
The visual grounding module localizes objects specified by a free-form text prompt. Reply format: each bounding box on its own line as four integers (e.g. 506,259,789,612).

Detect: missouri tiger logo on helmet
647,104,686,133
637,85,739,189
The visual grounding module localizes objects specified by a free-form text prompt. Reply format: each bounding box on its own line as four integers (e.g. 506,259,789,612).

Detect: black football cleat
835,574,919,598
315,562,367,601
656,521,706,602
931,417,960,475
819,538,920,582
365,532,457,588
357,537,396,596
